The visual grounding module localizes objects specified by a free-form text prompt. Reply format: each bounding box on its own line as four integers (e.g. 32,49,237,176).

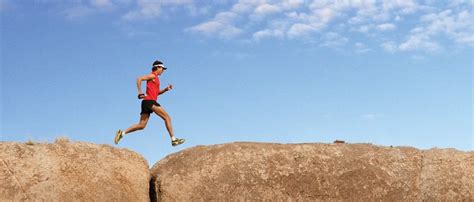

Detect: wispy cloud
60,0,197,21
391,8,473,52
185,0,473,53
63,5,96,19
60,0,120,20
320,32,349,48
377,23,396,31
123,0,210,21
254,3,281,17
122,0,162,21
355,42,371,53
18,0,473,54
399,32,441,52
381,41,398,53
187,11,243,39
91,0,114,8
253,28,285,41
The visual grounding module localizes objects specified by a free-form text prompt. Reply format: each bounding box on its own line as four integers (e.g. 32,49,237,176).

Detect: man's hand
165,84,173,91
138,93,146,99
159,84,173,95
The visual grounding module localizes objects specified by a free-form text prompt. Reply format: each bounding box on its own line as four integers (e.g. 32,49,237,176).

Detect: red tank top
144,72,160,101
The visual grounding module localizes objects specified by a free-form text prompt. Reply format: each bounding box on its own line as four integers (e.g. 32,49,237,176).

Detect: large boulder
0,139,150,201
150,142,473,201
420,148,474,200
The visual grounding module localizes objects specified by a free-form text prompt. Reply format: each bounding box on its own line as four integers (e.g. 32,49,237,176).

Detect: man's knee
162,114,171,122
138,123,146,130
157,112,170,120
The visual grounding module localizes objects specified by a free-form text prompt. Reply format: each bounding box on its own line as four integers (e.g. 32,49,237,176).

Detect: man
115,60,185,147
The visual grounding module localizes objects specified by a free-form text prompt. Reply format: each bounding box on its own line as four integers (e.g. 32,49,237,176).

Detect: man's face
154,65,166,75
157,66,166,75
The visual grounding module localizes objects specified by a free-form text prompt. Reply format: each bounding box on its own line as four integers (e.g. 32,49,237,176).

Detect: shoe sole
114,130,122,145
172,139,185,147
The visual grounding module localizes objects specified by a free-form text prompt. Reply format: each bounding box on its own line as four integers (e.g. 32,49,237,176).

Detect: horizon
1,0,472,164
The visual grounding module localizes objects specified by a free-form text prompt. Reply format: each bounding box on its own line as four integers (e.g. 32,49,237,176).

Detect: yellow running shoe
114,129,124,145
171,138,185,147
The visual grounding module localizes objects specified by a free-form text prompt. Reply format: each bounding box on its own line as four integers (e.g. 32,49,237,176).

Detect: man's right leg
115,114,150,144
125,114,150,134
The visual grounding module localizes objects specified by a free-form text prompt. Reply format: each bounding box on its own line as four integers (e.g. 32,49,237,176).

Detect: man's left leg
152,105,185,146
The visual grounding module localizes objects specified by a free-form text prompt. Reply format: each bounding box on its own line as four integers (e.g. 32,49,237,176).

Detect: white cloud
449,0,474,7
399,33,441,52
63,5,96,19
312,7,337,24
398,8,473,52
287,23,320,38
231,0,262,13
253,29,284,41
355,42,370,53
452,32,474,44
159,0,193,6
381,41,398,53
254,3,280,16
187,11,243,39
356,24,372,33
250,1,304,22
349,6,390,25
286,7,337,38
91,0,114,8
252,19,289,40
186,5,210,16
122,0,161,21
183,0,473,54
382,0,420,14
191,22,242,39
61,0,118,19
320,32,349,48
122,0,195,21
377,23,396,31
28,0,471,54
280,0,303,9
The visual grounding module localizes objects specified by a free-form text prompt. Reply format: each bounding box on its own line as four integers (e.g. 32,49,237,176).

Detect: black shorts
141,100,161,115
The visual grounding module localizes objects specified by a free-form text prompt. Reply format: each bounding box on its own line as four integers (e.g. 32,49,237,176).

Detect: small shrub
55,136,70,144
26,139,35,146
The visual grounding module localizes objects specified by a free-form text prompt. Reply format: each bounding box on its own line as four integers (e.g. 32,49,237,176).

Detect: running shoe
114,129,124,145
171,138,185,147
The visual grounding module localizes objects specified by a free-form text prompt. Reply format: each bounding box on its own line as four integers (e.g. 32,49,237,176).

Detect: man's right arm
136,74,155,95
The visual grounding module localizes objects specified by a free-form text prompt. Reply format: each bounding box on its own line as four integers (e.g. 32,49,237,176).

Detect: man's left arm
159,84,173,95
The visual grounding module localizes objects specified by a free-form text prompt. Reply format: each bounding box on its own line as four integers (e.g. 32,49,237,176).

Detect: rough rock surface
151,142,473,201
0,140,150,201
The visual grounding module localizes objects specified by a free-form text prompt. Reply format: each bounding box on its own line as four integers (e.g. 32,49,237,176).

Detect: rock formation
2,140,472,201
0,139,150,201
151,142,473,201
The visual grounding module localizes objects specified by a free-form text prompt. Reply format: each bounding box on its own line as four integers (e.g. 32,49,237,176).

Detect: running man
115,60,185,147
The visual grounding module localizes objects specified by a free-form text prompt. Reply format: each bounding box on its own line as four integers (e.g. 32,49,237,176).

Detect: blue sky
1,0,472,164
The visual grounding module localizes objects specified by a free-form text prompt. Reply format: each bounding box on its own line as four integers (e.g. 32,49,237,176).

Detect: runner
115,60,185,147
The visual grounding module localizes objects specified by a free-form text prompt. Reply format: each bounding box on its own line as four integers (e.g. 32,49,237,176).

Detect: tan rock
420,148,474,200
150,142,473,201
0,140,150,201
